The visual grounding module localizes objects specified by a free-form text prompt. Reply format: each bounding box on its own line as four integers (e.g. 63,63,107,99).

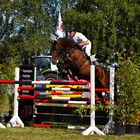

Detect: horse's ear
49,39,54,44
49,40,57,45
53,40,57,45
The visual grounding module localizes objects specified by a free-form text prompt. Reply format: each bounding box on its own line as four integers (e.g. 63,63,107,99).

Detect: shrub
115,58,140,125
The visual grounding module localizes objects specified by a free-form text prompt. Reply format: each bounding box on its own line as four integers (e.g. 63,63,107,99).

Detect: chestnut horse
51,38,109,88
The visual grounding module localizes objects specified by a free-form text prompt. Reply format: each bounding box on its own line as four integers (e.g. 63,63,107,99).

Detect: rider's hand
79,42,87,47
79,42,83,46
79,40,89,46
81,46,86,51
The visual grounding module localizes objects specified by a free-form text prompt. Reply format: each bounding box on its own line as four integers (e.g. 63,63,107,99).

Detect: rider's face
69,31,76,37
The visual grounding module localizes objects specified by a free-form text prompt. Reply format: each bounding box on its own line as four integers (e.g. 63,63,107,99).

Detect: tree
0,0,54,64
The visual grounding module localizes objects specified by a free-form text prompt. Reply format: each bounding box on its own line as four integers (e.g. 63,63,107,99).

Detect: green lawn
0,127,140,140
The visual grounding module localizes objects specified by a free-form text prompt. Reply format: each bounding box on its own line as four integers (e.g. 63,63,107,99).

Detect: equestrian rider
67,26,92,57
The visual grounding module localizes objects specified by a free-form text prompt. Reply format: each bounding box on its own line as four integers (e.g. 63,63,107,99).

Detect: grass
0,127,140,140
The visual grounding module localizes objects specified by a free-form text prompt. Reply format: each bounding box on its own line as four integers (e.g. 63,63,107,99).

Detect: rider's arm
79,40,89,46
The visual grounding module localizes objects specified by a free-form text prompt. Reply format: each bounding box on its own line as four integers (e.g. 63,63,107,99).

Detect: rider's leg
85,43,91,56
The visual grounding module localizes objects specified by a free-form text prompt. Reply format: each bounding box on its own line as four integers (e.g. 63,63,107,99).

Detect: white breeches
85,42,92,56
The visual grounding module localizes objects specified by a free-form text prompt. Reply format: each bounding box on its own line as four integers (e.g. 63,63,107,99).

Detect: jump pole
0,123,6,128
82,64,105,135
7,67,24,128
102,66,115,134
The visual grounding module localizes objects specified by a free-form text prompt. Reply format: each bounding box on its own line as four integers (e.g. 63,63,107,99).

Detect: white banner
55,11,63,38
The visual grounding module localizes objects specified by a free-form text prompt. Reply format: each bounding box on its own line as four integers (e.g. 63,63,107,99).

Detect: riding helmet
68,26,76,32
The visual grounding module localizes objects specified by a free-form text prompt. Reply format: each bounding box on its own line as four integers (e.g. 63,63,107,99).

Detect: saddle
74,45,90,60
80,47,98,65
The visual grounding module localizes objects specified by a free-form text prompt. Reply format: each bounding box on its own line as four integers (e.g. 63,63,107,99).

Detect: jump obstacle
0,65,115,135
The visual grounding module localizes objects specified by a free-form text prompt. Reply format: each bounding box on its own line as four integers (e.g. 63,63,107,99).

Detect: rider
67,25,92,57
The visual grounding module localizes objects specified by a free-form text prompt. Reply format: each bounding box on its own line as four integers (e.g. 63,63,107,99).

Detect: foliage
74,106,89,118
0,90,9,115
0,60,17,116
0,0,52,63
115,57,140,124
74,102,109,118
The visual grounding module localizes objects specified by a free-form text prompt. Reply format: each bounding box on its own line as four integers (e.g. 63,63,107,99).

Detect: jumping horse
50,38,109,88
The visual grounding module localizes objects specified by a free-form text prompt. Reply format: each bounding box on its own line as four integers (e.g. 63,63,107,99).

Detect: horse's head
50,38,65,65
50,38,80,65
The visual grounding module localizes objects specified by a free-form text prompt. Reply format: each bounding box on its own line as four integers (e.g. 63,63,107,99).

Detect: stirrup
90,54,97,62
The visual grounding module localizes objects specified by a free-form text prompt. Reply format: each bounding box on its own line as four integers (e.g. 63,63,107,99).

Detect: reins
63,43,91,77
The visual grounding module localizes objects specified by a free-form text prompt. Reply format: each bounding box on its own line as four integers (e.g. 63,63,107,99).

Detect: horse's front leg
57,62,70,79
67,69,79,81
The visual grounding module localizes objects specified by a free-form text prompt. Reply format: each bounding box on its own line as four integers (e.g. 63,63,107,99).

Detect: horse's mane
57,38,81,51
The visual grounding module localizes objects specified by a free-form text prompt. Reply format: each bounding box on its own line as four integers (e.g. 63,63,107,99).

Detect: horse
50,38,109,88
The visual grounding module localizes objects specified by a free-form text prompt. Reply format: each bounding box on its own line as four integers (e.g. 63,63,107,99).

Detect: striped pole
35,91,83,95
34,99,90,104
0,123,6,129
33,123,86,130
0,80,89,85
35,103,90,108
18,86,90,92
32,80,89,85
0,80,15,84
18,86,108,92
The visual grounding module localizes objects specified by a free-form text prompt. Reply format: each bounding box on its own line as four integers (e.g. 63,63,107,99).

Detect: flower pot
126,124,140,134
114,123,126,136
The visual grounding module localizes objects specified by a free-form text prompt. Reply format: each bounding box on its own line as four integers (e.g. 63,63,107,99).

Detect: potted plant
125,112,140,134
114,58,140,135
113,91,127,135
